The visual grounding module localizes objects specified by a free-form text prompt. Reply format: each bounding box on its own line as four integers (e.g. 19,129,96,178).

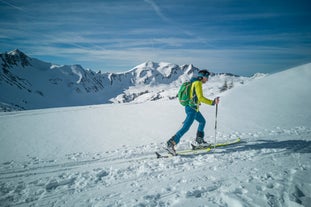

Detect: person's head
198,69,210,83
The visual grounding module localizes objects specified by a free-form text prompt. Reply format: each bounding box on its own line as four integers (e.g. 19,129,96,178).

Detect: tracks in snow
0,127,310,206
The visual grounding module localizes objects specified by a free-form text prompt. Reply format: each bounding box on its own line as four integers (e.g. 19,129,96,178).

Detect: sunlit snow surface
0,64,310,206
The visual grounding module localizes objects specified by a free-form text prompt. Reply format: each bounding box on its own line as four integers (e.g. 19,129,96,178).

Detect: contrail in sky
144,0,215,48
0,0,24,11
144,0,173,24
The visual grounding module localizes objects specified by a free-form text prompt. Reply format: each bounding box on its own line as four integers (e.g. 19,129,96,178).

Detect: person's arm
193,81,214,105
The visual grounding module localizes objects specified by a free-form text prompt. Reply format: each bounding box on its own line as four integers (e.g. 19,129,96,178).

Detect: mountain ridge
0,49,251,111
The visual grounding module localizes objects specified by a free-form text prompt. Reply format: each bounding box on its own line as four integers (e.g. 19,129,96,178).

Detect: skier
166,69,220,155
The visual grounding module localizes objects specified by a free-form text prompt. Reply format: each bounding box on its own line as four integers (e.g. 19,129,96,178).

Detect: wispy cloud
1,0,310,75
0,0,23,11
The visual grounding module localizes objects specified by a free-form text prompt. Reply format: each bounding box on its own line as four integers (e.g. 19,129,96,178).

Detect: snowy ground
0,64,311,206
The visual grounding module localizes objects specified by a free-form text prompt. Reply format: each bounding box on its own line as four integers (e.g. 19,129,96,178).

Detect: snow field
0,127,310,206
1,63,311,206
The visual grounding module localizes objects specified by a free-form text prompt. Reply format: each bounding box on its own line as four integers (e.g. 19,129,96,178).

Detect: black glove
212,97,220,105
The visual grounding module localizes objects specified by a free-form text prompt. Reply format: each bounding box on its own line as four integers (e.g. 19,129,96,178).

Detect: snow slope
0,64,310,206
219,62,311,133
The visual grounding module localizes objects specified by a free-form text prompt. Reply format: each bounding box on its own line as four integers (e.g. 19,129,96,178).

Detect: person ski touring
166,69,220,155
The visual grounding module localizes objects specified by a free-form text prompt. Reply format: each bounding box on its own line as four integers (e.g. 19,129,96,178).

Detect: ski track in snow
1,127,310,207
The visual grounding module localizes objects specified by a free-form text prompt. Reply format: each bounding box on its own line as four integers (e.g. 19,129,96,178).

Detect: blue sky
0,0,310,76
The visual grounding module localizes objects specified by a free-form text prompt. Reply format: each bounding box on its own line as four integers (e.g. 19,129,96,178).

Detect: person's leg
172,106,196,144
195,111,207,144
195,111,206,133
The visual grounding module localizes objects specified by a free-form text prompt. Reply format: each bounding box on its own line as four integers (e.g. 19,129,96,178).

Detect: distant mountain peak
2,49,31,67
9,49,24,55
0,50,249,111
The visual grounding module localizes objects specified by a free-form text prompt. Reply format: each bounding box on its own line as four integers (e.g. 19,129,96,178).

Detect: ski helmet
198,69,210,79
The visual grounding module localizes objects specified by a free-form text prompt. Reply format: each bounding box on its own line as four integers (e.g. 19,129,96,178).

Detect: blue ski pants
173,105,206,144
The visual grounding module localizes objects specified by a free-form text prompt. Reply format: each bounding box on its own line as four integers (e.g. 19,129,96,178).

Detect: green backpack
178,81,193,106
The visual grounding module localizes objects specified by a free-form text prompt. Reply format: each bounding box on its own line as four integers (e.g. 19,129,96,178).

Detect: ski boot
193,131,211,149
166,137,177,156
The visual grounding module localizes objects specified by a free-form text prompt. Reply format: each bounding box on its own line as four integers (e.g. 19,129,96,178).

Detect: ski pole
214,102,218,149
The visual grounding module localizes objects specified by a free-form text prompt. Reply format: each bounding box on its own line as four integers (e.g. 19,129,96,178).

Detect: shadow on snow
221,139,311,154
179,139,311,158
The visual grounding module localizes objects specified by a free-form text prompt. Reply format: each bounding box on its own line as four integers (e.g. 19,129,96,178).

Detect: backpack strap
186,78,198,109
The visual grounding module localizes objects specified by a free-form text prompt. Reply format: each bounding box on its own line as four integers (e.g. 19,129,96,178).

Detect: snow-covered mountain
0,49,253,111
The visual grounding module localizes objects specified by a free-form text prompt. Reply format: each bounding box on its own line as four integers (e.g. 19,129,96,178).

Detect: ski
191,143,212,150
155,152,170,159
155,137,241,158
192,137,241,150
